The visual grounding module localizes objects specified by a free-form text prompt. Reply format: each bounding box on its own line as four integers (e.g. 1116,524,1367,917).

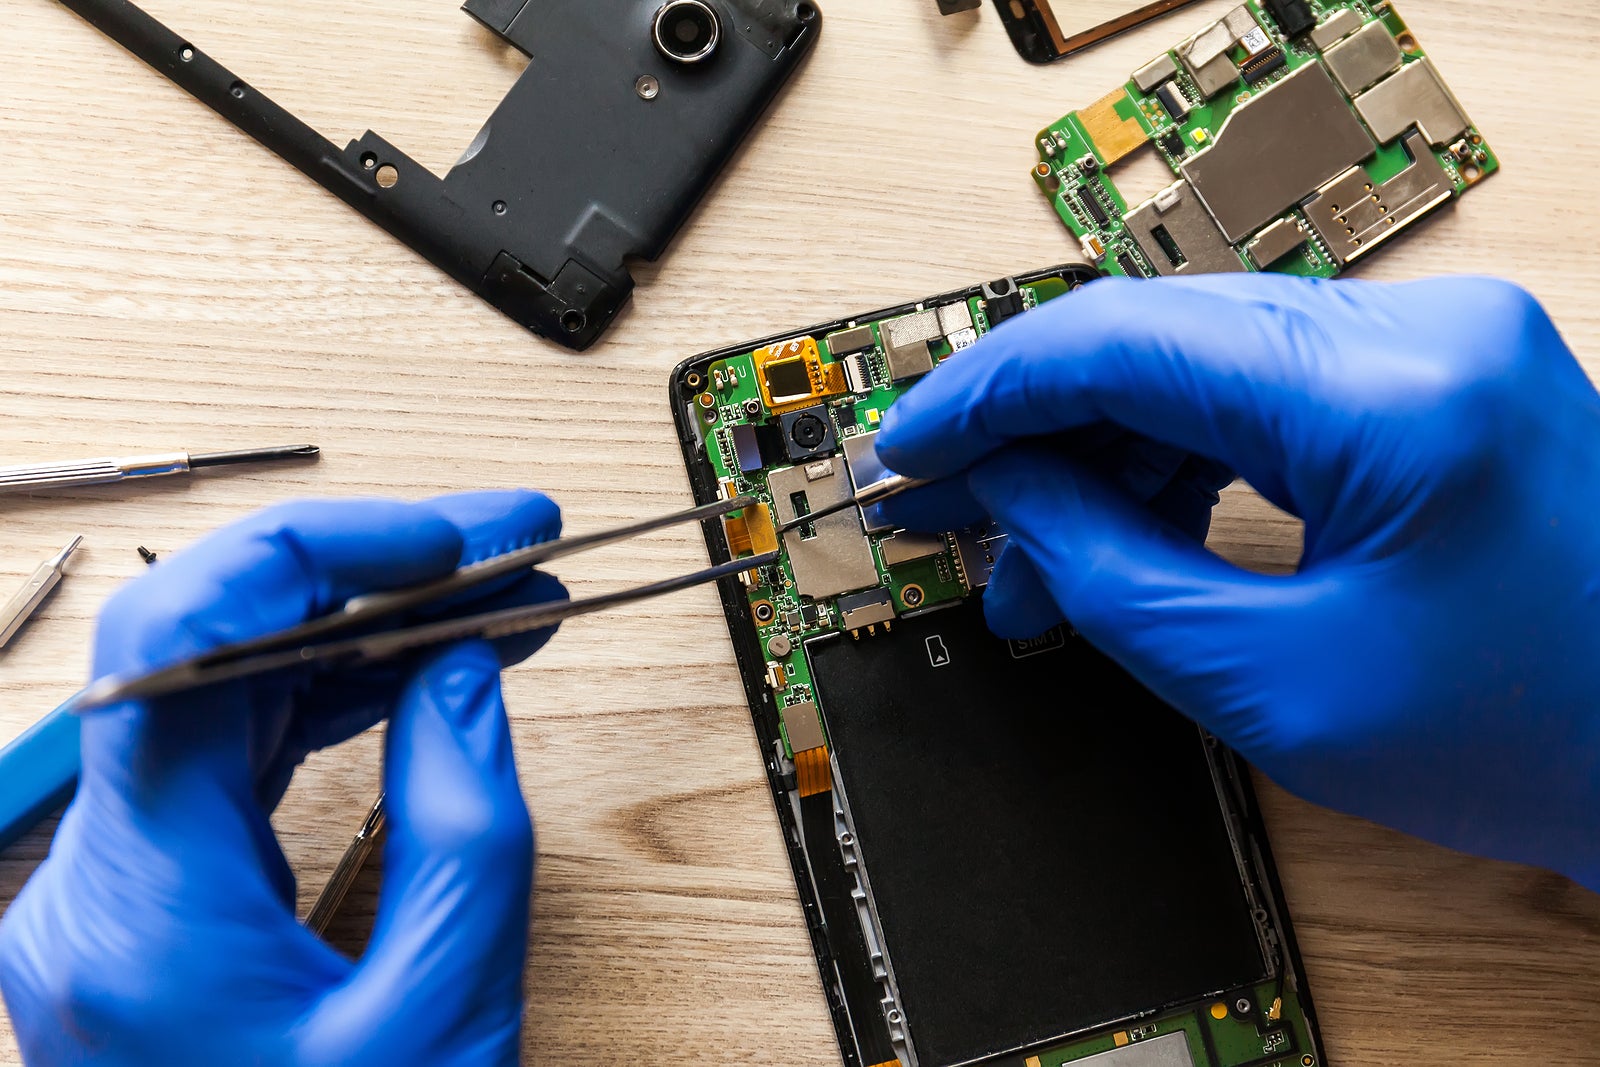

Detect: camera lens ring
790,413,827,450
653,0,721,64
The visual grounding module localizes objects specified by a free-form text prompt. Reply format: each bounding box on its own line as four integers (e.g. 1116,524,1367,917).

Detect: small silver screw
636,75,660,100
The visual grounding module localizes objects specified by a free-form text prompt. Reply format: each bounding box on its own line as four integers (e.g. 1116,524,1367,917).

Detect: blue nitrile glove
878,274,1600,891
0,490,565,1065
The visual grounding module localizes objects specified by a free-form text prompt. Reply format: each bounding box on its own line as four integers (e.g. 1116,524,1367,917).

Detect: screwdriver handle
0,453,190,494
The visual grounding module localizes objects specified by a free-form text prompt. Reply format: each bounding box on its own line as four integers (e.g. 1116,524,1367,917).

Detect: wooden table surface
3,0,1599,1062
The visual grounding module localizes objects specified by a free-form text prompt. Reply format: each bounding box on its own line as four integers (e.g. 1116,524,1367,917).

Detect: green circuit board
1030,979,1319,1067
1033,0,1497,279
695,274,1073,773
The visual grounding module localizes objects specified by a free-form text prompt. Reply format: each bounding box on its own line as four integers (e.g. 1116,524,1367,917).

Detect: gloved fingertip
413,641,504,731
877,476,987,533
423,489,563,565
483,571,570,668
982,548,1067,640
967,445,1075,523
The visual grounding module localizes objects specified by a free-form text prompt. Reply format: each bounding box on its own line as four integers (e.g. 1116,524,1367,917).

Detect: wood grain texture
2,0,1598,1062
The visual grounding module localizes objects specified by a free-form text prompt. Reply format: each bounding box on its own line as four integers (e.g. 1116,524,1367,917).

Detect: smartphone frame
669,265,1327,1066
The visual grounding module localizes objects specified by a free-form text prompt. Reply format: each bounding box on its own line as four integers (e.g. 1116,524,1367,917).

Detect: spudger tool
72,496,778,711
773,473,934,535
0,537,84,649
0,444,319,495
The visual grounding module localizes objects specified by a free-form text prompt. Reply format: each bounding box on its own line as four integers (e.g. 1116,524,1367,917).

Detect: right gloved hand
878,274,1600,890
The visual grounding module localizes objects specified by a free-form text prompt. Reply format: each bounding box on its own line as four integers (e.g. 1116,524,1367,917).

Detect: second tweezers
74,496,776,711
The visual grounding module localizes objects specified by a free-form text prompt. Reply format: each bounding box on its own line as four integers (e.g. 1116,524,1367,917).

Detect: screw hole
1397,32,1418,51
360,152,377,170
798,1,817,20
375,164,399,189
560,310,587,333
179,44,194,62
635,74,660,100
493,200,507,215
1463,164,1481,181
228,81,246,99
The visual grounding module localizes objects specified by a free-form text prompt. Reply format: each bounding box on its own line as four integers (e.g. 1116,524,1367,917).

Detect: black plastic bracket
56,0,820,350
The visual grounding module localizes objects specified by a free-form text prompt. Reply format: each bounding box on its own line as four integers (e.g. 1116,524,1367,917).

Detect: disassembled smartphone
56,0,820,350
671,266,1327,1067
1033,0,1496,279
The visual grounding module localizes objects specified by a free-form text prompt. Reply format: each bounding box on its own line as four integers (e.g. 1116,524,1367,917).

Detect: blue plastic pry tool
0,699,80,853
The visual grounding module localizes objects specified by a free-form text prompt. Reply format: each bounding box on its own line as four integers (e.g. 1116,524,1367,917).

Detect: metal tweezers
73,497,776,712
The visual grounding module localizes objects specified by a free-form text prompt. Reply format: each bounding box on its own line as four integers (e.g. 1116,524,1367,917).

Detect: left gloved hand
0,490,564,1066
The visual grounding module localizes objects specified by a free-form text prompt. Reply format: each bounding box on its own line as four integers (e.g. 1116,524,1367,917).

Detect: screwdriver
0,537,84,649
0,444,319,495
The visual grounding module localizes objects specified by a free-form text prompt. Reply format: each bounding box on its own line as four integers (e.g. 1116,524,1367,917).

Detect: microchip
753,336,847,415
1116,252,1147,278
1241,45,1287,84
1155,82,1191,122
729,424,762,473
764,357,816,405
880,531,947,566
881,309,943,382
1132,53,1179,93
826,324,878,356
754,421,790,468
1261,0,1315,37
1077,191,1109,227
781,700,828,755
1160,130,1185,157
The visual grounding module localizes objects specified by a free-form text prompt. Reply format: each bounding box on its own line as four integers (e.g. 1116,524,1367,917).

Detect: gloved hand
878,274,1600,890
0,490,565,1065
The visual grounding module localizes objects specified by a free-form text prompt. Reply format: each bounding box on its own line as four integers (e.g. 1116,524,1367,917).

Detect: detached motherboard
673,266,1326,1067
1035,0,1496,278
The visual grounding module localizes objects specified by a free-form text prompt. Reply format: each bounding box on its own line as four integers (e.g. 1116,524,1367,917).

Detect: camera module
790,413,827,451
653,0,721,64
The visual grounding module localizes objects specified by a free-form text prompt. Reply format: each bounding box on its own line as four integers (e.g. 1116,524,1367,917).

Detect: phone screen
994,0,1207,63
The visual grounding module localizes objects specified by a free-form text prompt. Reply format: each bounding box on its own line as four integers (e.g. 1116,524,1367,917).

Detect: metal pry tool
72,496,778,711
0,537,84,649
772,473,934,536
0,444,319,495
305,793,387,937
